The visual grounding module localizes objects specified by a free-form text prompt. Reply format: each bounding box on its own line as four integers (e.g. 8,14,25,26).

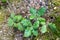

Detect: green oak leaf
13,23,17,27
30,27,33,31
41,25,47,33
16,15,22,22
37,7,46,16
24,27,31,37
8,18,14,27
32,30,38,36
21,19,32,27
30,15,36,19
10,13,15,19
37,17,46,25
48,23,57,33
40,22,46,25
30,7,37,15
33,21,39,29
17,23,24,31
13,15,22,22
37,17,45,22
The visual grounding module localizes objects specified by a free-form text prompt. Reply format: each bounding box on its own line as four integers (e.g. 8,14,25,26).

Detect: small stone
49,2,51,4
39,2,42,6
27,6,30,10
22,11,25,14
54,7,57,10
0,31,2,33
35,4,40,9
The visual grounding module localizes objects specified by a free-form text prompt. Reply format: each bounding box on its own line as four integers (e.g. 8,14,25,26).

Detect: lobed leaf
21,19,32,27
13,15,22,22
33,21,39,29
17,23,24,31
32,30,38,36
8,18,14,27
24,27,31,37
48,23,57,33
13,23,17,27
37,7,46,16
10,13,15,19
38,17,46,22
30,15,36,20
41,25,47,33
30,7,37,15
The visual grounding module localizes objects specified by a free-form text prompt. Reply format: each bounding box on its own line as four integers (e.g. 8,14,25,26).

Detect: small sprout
37,7,46,16
30,7,37,15
13,15,22,22
37,17,46,23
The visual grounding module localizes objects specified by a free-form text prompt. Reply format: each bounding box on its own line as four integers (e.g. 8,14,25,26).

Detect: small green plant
29,7,57,36
8,7,57,38
8,13,39,37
